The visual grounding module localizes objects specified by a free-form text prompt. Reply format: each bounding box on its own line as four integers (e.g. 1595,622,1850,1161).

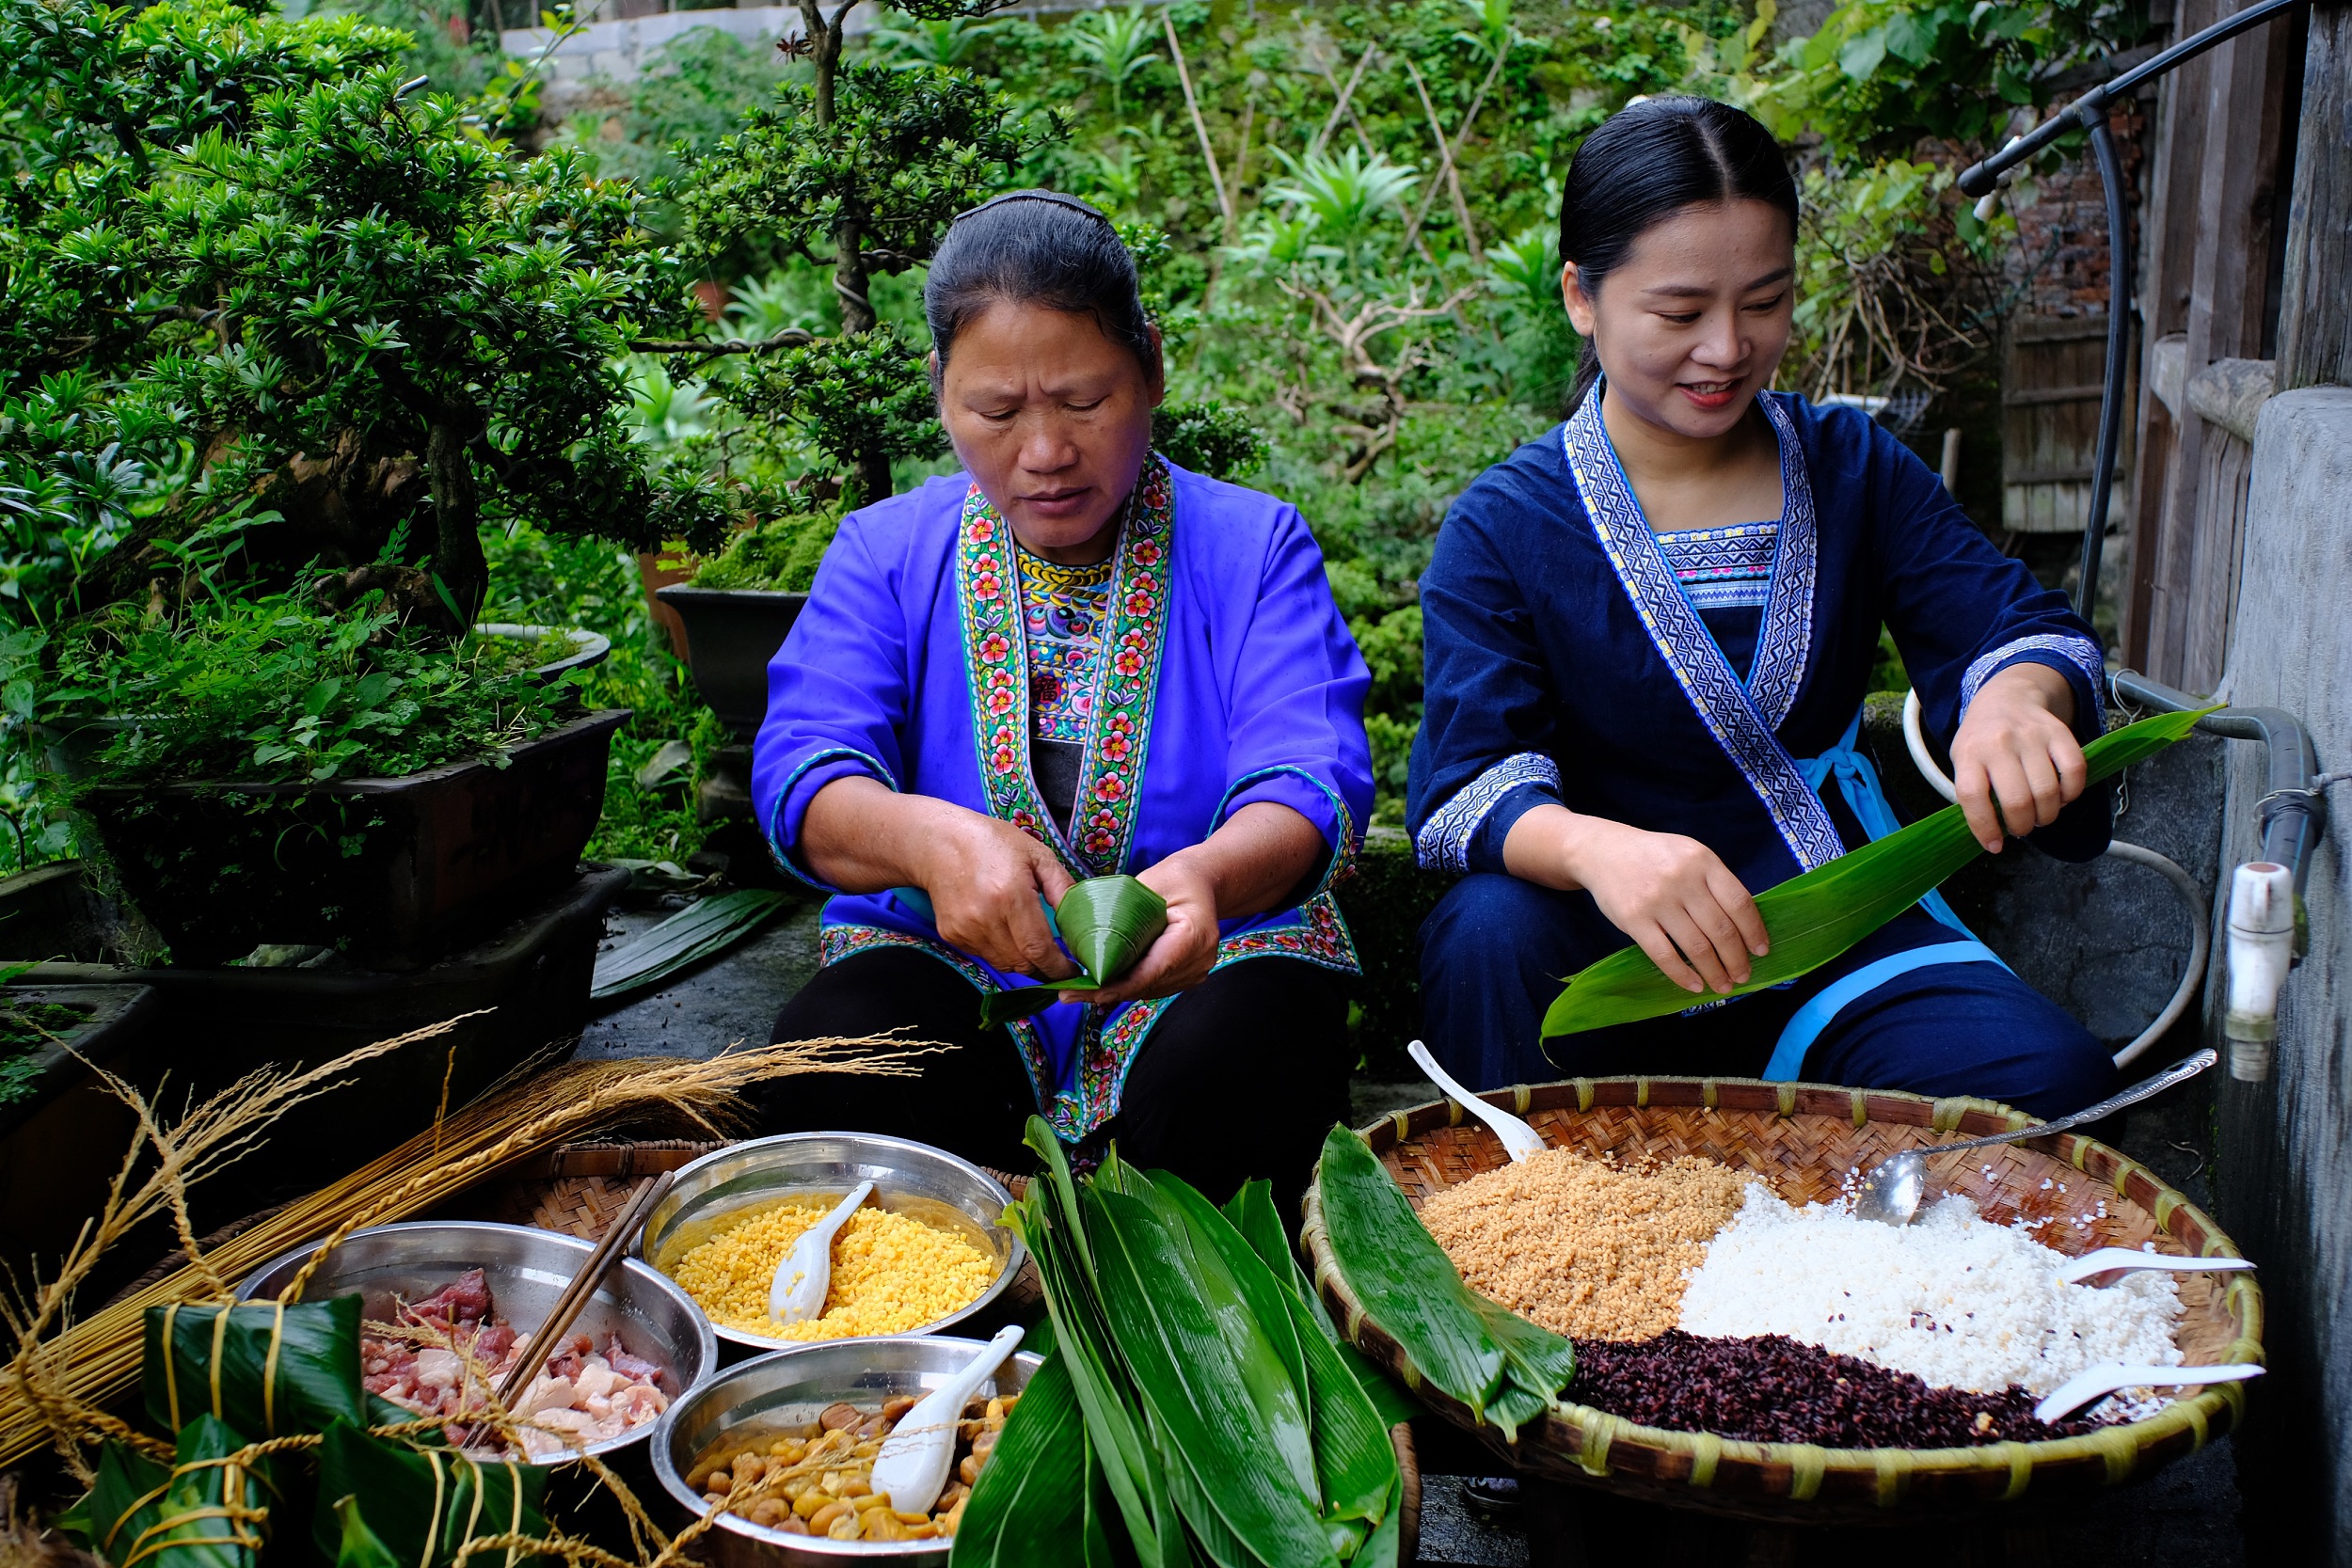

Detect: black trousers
761,947,1351,1214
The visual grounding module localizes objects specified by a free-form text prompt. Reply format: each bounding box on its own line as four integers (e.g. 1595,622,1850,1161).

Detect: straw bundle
0,1032,927,1467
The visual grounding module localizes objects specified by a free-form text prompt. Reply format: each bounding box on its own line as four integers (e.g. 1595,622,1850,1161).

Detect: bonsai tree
0,0,734,631
676,0,1048,504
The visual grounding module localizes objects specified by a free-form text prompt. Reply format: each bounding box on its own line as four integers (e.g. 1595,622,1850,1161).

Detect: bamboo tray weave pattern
1300,1075,2265,1526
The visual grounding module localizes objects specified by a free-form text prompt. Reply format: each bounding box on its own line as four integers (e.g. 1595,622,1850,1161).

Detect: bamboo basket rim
1299,1073,2265,1521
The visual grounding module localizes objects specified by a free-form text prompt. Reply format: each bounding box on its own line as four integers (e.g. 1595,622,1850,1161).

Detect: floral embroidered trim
1072,892,1360,1141
1414,751,1561,873
1213,765,1362,899
818,895,1359,1145
1562,389,1844,872
813,923,1055,1113
1960,634,2108,727
956,454,1175,879
764,746,901,892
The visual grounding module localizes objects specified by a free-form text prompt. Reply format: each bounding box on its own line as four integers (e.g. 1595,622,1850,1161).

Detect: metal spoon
768,1179,874,1325
1406,1039,1547,1163
2057,1246,2256,1290
868,1323,1026,1515
2031,1360,2262,1423
1852,1049,2218,1227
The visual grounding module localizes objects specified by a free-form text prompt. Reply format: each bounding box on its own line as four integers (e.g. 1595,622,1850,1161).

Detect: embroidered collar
956,454,1175,879
1560,388,1841,871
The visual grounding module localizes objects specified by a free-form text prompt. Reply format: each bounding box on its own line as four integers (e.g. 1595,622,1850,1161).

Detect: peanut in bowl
649,1336,1043,1566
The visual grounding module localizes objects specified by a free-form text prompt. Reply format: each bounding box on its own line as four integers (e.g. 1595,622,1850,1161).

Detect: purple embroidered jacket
751,454,1374,1142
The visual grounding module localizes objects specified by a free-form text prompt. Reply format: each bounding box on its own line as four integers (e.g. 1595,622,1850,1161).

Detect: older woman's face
936,298,1163,562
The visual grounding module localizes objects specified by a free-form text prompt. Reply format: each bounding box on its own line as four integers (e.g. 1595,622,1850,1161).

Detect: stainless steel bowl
639,1132,1023,1354
238,1219,718,1461
650,1335,1043,1565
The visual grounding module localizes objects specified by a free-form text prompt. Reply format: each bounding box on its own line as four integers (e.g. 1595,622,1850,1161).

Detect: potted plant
0,0,738,955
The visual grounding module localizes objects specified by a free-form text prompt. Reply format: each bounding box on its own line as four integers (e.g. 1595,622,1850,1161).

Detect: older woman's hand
1084,853,1223,1006
1948,662,2087,854
801,778,1077,980
1084,802,1327,1006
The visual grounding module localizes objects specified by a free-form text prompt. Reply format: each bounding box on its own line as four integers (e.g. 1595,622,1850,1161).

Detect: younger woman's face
1561,198,1795,441
936,298,1164,563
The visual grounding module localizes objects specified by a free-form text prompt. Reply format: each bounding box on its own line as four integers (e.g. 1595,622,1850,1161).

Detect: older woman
752,192,1373,1202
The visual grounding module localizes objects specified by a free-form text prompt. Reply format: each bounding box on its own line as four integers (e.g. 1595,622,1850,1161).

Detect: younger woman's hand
1085,852,1222,1006
1506,805,1769,994
1948,662,2087,853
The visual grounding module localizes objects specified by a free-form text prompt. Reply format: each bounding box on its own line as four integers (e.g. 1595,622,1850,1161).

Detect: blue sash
1761,710,2009,1080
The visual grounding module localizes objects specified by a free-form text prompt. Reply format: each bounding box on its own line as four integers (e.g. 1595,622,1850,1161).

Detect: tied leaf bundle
64,1290,548,1567
951,1117,1406,1568
1544,706,2213,1038
1311,1127,1576,1440
979,877,1170,1030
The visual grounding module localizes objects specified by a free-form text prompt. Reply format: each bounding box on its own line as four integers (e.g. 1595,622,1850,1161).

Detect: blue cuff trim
1960,635,2106,731
1465,781,1564,877
1213,764,1359,899
765,746,899,893
1415,752,1562,873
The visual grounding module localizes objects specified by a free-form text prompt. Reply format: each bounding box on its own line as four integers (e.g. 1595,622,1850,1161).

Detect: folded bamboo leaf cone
1057,875,1168,983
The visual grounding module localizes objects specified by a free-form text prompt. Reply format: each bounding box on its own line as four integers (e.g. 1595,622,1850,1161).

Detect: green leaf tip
1542,705,2212,1039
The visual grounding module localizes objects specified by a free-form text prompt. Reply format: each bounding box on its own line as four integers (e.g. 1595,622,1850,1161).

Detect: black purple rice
1568,1331,2106,1447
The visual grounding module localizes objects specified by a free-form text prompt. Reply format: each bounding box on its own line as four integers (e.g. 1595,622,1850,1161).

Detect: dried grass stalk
0,1032,927,1468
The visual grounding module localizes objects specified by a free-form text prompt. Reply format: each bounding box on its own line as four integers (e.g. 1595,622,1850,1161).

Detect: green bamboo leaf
1057,874,1168,981
1223,1180,1416,1494
143,1296,364,1439
1544,705,2212,1038
589,889,788,1002
80,1416,267,1568
977,877,1168,1029
1084,1186,1341,1568
330,1497,401,1568
1314,1128,1503,1418
949,1352,1093,1568
1132,1168,1317,1504
1014,1121,1190,1568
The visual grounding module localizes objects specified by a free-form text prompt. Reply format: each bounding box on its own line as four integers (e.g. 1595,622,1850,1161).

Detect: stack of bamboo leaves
1312,1127,1576,1438
952,1119,1417,1568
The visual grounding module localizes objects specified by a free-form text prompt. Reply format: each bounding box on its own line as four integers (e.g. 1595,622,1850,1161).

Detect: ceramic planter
651,586,806,736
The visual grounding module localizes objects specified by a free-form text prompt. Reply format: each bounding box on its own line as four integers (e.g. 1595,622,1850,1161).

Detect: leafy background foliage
0,0,2145,874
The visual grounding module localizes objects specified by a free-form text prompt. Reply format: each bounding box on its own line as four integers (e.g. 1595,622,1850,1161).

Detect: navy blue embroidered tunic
1406,390,2117,1110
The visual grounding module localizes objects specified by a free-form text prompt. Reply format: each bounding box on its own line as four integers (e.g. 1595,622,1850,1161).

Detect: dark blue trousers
1418,874,2116,1119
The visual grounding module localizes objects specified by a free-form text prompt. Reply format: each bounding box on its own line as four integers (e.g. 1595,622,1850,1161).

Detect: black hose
2077,121,2131,621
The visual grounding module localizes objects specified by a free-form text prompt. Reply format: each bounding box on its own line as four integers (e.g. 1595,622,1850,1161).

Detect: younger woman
1408,98,2115,1117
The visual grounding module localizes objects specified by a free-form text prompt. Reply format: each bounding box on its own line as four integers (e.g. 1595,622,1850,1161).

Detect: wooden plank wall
2123,0,2304,690
2277,1,2352,391
2002,318,2133,534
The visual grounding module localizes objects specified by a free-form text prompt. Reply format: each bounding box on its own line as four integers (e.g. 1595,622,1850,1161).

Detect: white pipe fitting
2224,862,2297,1081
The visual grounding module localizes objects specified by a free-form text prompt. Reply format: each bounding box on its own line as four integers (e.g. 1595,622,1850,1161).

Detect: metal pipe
1957,0,2310,198
2112,670,2326,894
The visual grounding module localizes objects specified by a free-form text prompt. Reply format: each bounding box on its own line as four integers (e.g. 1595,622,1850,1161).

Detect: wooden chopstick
487,1169,677,1417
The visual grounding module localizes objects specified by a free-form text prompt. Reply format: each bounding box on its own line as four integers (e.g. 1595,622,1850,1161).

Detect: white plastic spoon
1406,1039,1546,1163
2032,1362,2263,1423
2057,1247,2257,1290
768,1180,873,1326
868,1324,1026,1515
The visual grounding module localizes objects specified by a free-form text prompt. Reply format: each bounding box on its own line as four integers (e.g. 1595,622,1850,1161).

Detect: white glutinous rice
1677,1185,2185,1396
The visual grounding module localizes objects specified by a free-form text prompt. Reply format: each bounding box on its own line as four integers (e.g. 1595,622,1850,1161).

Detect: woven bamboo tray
1300,1075,2265,1527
